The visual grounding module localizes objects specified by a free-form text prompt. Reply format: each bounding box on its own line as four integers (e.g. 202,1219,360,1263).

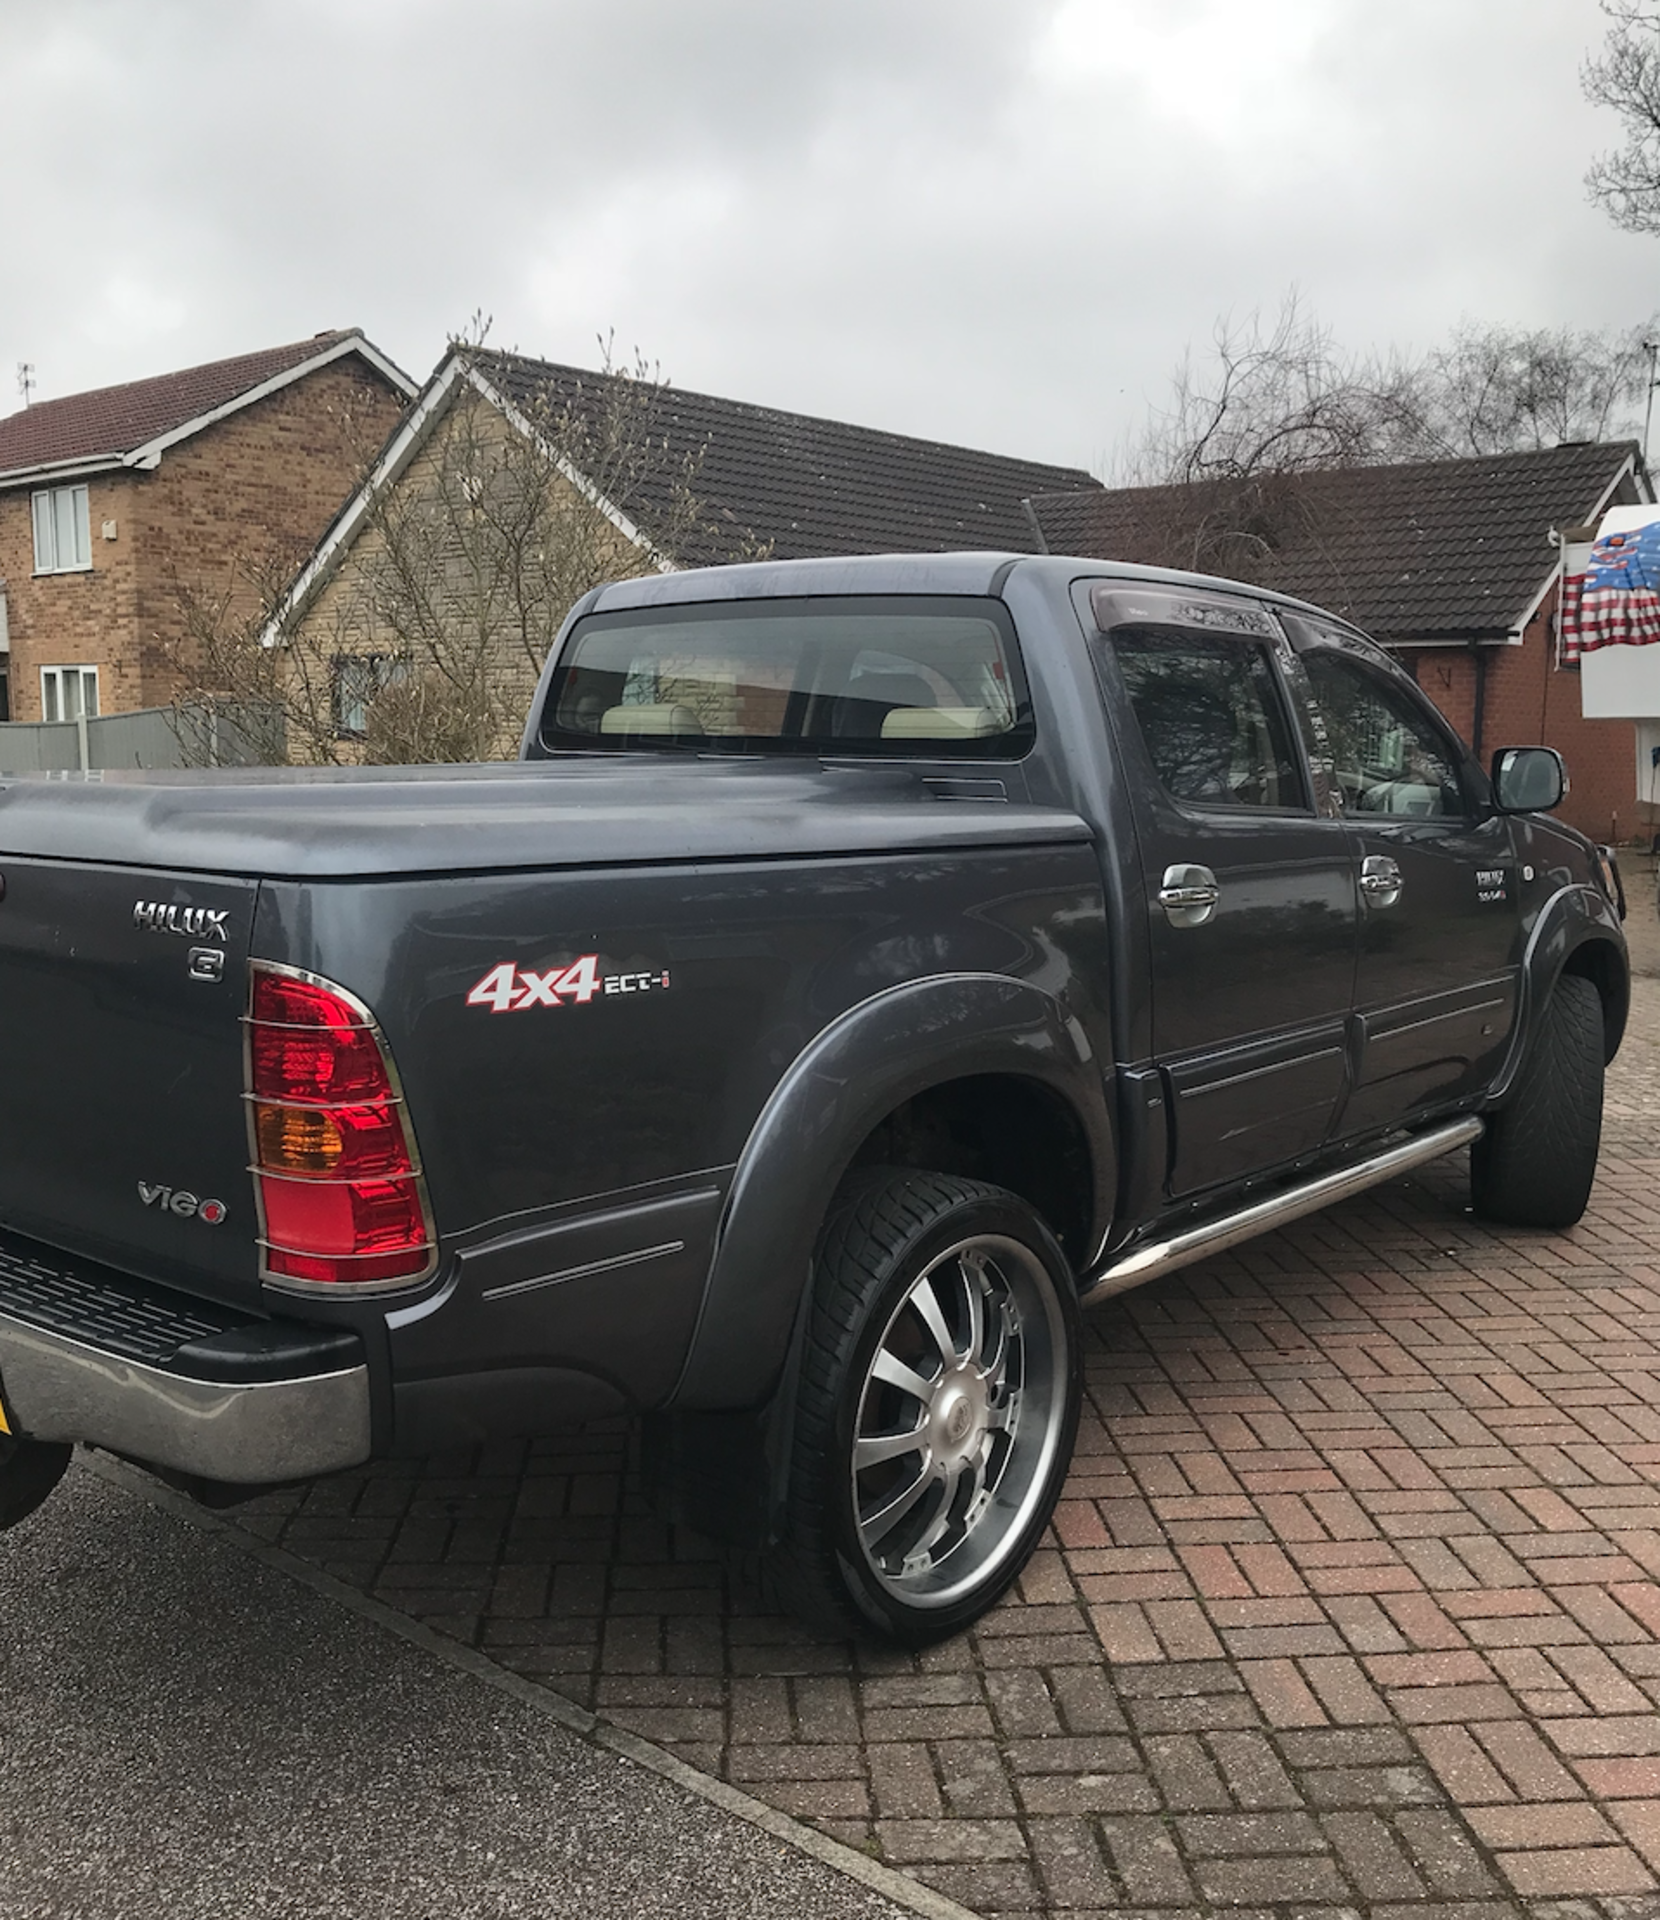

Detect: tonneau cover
0,761,1089,878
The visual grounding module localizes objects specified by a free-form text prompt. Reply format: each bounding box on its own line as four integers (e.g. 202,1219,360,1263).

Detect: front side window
540,597,1033,758
40,665,98,723
1302,651,1465,818
31,485,91,574
1109,627,1306,810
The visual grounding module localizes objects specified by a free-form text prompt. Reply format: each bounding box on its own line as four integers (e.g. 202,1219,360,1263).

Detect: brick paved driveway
226,950,1660,1919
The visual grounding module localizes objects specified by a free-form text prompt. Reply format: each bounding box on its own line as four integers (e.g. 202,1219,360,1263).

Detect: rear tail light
245,963,437,1291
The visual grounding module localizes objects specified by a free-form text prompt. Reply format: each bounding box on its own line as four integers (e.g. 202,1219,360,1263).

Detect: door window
1111,628,1307,810
1301,652,1465,819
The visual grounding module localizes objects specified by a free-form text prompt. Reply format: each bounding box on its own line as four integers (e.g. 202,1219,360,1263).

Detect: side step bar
1080,1116,1484,1311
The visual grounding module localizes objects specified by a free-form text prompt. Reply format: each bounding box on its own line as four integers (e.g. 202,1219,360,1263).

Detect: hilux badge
133,901,229,942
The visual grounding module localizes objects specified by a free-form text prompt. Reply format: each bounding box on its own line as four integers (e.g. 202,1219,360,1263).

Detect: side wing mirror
1490,746,1566,814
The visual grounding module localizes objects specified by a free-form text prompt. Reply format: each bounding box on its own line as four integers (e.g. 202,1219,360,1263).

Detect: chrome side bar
1080,1116,1484,1311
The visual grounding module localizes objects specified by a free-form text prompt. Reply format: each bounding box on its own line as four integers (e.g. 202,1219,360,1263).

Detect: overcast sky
2,0,1655,472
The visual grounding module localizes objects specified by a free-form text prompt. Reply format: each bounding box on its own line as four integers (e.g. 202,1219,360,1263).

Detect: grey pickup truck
0,553,1628,1642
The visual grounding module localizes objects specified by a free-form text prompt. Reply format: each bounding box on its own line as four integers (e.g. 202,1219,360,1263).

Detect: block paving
226,949,1660,1918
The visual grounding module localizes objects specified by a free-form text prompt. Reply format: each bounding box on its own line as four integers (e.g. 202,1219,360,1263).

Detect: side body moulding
670,972,1116,1411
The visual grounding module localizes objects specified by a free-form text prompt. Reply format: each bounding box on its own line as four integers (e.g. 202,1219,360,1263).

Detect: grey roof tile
1028,442,1640,639
474,351,1099,563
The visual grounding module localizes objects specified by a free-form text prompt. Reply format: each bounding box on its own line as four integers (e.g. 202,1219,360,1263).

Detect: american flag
1560,520,1660,663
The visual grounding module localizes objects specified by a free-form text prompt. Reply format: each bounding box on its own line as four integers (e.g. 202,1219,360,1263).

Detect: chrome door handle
1159,863,1220,928
1359,854,1403,908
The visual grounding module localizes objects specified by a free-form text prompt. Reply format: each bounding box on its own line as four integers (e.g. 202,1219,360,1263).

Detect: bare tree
1584,0,1660,234
1118,295,1655,581
1117,295,1424,576
1408,321,1653,456
167,329,745,766
1124,295,1404,489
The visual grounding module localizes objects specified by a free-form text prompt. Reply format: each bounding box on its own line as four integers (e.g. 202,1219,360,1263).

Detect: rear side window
539,596,1033,758
1109,627,1307,811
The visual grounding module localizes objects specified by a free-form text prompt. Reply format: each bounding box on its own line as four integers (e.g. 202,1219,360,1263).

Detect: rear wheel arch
844,1072,1096,1267
671,974,1114,1411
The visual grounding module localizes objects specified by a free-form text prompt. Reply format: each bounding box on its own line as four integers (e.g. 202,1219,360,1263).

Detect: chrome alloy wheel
849,1231,1069,1610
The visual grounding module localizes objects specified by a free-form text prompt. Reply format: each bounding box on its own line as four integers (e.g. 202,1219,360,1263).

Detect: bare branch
162,334,752,766
1584,0,1660,233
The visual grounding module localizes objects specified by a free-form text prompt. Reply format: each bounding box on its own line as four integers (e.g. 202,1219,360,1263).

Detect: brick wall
0,473,144,718
0,356,406,722
1401,585,1643,844
285,387,652,762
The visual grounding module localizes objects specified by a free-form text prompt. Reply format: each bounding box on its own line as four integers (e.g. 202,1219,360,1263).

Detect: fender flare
669,972,1116,1410
1488,883,1628,1105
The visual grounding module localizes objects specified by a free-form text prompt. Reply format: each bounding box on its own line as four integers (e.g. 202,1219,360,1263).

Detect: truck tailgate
0,860,261,1308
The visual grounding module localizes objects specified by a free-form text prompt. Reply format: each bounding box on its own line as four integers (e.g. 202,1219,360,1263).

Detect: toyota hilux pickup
0,552,1628,1642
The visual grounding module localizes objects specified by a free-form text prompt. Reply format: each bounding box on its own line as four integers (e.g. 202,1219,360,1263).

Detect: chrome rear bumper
0,1309,371,1484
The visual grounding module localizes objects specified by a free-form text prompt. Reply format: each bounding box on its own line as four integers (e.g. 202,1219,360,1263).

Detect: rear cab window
539,596,1035,759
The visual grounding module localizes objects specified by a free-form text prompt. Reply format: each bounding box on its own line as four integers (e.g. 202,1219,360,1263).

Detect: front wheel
1471,972,1604,1230
768,1171,1081,1644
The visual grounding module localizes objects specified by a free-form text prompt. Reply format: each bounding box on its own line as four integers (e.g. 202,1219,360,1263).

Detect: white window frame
31,485,92,575
40,665,99,724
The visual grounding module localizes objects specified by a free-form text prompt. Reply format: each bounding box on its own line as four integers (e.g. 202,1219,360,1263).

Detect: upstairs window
31,485,91,575
40,665,98,722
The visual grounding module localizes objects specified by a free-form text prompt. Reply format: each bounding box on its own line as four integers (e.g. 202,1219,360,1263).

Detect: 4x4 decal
465,956,673,1013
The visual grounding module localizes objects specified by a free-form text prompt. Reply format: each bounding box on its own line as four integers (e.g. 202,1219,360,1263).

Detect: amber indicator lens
254,1102,410,1179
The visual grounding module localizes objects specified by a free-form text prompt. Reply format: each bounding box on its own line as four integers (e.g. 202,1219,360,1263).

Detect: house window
333,654,405,736
41,666,99,723
31,485,91,575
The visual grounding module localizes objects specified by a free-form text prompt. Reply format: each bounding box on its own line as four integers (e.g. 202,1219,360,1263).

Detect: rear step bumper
0,1231,370,1483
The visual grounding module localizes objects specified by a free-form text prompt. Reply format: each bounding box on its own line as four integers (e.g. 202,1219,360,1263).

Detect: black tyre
1471,973,1604,1230
0,1434,71,1529
768,1170,1081,1644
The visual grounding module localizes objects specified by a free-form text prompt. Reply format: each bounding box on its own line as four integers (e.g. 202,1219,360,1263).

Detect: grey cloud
0,0,1655,474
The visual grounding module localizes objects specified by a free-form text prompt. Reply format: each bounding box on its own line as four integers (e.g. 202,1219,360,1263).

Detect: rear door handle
1159,863,1220,928
1359,854,1403,908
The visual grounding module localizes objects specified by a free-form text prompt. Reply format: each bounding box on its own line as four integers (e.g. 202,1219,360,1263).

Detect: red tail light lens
253,971,367,1032
250,1024,390,1104
246,964,436,1291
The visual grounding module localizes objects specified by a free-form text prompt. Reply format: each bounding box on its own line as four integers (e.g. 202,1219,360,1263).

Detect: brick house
267,344,1103,755
1028,443,1656,844
0,331,414,723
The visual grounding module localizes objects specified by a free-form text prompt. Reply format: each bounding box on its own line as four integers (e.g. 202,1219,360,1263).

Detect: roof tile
474,351,1099,561
1028,443,1640,639
0,331,361,480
